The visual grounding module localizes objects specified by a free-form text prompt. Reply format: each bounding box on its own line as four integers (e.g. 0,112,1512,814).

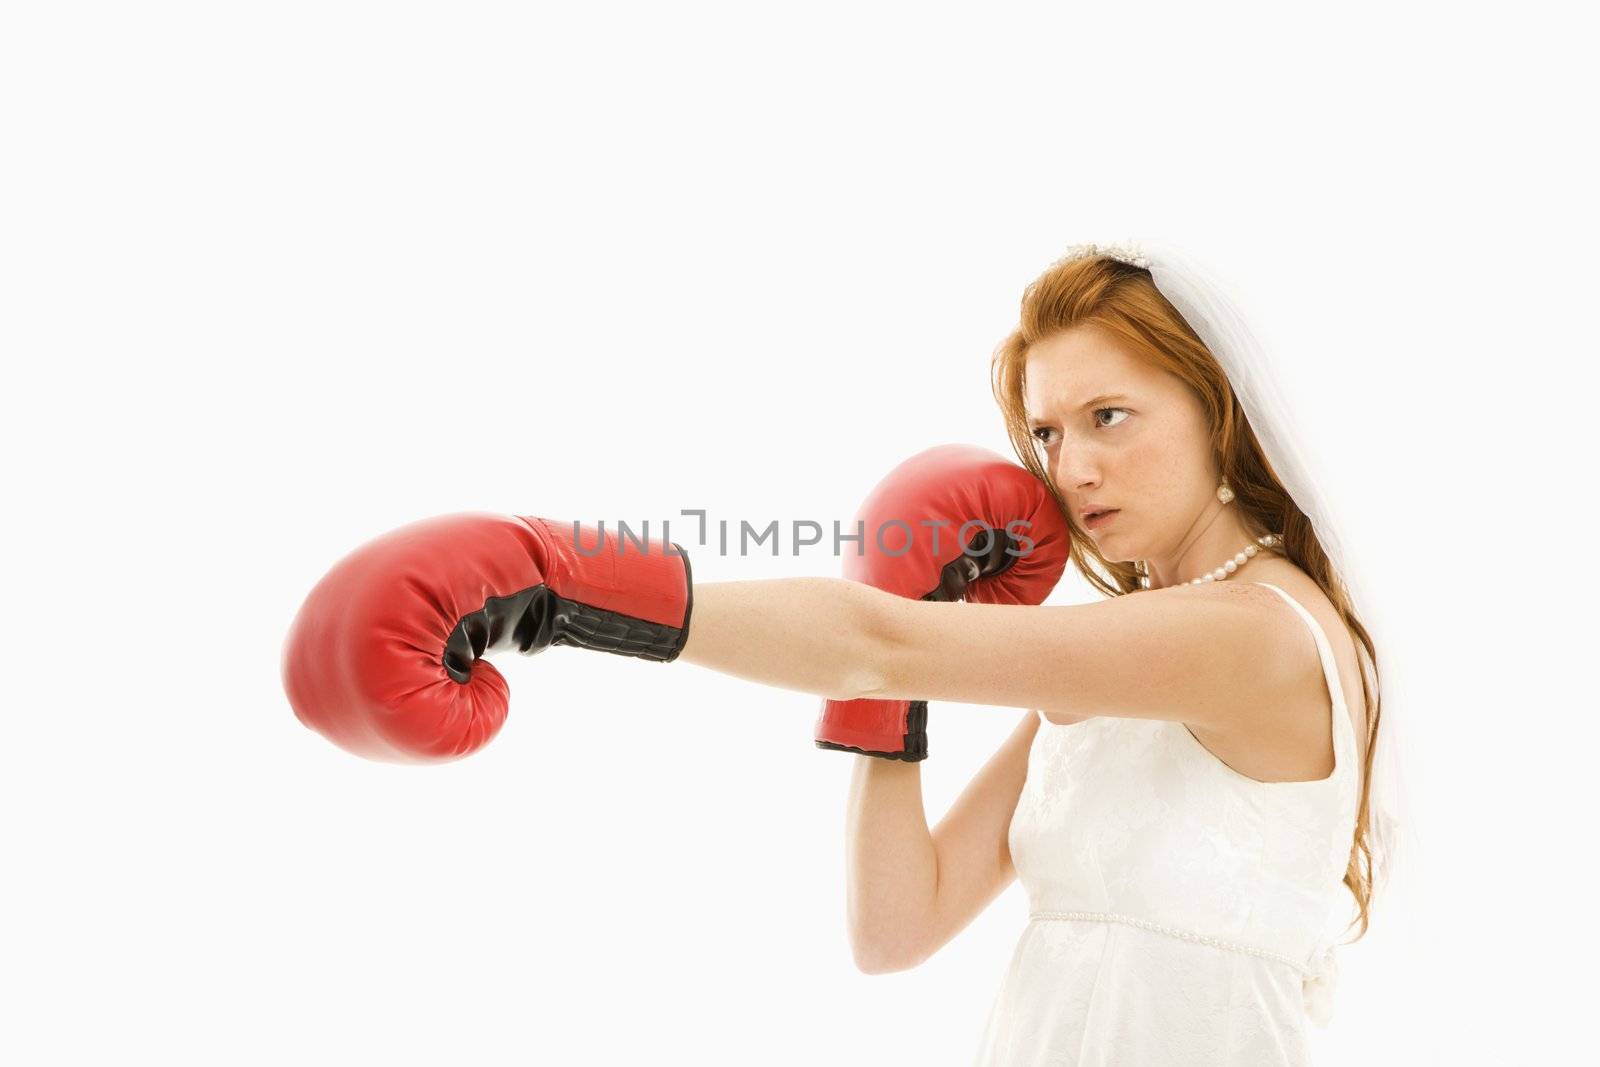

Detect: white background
3,2,1592,1063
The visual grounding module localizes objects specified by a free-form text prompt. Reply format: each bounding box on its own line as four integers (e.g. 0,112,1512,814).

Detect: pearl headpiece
1059,240,1152,271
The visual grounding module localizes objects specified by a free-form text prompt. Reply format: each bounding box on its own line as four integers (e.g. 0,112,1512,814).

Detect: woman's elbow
833,668,888,704
850,932,927,975
837,585,903,703
853,948,918,975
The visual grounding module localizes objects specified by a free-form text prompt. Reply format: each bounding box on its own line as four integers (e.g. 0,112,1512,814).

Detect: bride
676,241,1401,1065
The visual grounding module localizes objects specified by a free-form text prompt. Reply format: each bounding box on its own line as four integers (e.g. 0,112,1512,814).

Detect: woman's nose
1054,449,1101,492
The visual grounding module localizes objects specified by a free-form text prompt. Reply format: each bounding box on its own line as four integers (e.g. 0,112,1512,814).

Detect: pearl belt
1029,908,1318,975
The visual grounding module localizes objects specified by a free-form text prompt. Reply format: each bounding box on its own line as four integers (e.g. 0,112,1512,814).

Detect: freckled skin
1023,323,1254,588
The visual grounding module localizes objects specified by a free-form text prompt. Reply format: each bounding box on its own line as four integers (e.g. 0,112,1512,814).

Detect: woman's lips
1083,509,1119,530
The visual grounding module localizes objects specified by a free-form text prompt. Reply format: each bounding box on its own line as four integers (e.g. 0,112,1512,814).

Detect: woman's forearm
676,577,886,700
845,755,938,972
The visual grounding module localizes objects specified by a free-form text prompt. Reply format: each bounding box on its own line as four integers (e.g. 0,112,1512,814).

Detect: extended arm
679,575,1305,731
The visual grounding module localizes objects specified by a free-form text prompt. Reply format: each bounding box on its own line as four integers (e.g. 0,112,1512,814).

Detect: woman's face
1023,323,1219,564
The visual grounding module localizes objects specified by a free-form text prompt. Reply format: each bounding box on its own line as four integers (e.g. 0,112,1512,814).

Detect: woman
673,243,1390,1064
283,241,1395,1065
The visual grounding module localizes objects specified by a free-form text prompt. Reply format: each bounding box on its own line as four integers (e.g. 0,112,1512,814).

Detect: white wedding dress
972,582,1361,1066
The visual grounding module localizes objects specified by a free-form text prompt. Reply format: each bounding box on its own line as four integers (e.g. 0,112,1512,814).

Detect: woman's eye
1093,407,1130,428
1033,410,1126,445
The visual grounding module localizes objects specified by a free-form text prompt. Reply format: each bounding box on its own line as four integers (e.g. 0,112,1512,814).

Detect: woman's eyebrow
1028,393,1130,424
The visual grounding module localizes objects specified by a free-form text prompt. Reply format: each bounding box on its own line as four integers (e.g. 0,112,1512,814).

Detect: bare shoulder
1188,562,1372,778
1186,576,1318,687
1163,575,1314,659
1256,567,1373,764
1244,563,1362,683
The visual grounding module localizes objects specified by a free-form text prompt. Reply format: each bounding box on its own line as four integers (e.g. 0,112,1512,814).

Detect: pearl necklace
1139,533,1282,591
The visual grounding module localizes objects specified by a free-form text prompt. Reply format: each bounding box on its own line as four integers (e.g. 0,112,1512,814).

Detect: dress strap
1250,582,1355,765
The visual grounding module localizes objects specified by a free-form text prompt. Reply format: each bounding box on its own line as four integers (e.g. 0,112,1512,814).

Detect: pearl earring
1216,480,1235,504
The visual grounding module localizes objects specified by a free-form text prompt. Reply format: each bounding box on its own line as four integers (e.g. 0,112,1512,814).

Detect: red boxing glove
282,513,692,763
814,444,1071,761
